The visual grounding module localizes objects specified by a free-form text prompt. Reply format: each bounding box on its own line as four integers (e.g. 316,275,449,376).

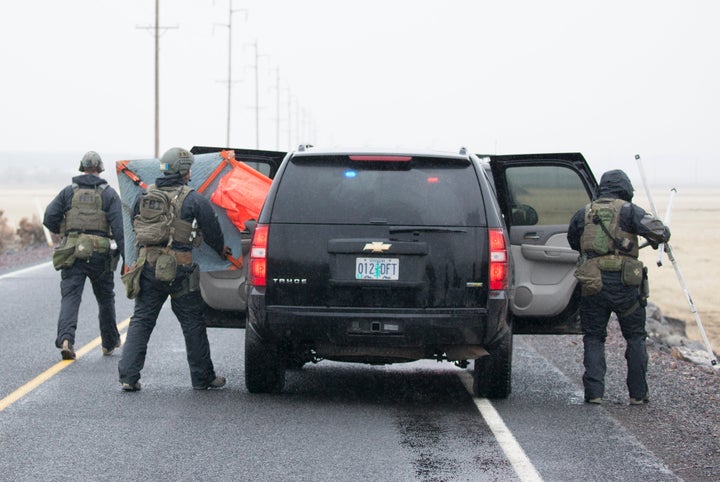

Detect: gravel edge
525,322,719,482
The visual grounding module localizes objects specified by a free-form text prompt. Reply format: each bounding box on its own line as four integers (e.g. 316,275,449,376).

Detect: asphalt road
0,263,682,481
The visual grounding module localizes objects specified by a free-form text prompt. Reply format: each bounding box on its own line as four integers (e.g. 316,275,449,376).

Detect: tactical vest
62,183,110,236
133,185,197,246
580,198,639,257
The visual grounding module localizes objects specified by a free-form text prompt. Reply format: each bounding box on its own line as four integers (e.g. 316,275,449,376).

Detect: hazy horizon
0,148,715,191
1,1,718,193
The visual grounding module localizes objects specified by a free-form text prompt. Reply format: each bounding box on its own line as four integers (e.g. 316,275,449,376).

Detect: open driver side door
485,153,598,334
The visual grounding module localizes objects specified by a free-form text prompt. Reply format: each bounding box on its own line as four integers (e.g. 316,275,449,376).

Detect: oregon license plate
355,257,399,280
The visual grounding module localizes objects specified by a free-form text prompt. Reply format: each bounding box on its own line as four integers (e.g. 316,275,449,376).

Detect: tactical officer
118,147,229,392
43,151,124,360
567,169,670,405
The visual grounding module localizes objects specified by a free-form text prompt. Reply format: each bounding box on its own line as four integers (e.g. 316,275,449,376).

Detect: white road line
0,261,52,280
458,371,543,482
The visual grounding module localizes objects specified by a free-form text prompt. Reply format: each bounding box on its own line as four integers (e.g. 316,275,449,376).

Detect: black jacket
43,174,125,256
133,173,225,256
567,169,670,252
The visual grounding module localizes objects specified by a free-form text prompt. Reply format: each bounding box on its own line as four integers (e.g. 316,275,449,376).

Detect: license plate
355,257,399,280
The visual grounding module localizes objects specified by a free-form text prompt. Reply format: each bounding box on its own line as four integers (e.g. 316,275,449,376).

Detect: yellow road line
0,318,131,412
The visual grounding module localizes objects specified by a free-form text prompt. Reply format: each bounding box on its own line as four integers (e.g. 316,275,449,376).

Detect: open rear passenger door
189,146,286,328
486,153,598,334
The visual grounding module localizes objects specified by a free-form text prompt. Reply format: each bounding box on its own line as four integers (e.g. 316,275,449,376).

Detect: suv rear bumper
247,291,509,362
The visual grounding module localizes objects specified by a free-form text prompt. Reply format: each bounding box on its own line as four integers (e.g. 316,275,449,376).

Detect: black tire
472,330,513,399
244,325,286,393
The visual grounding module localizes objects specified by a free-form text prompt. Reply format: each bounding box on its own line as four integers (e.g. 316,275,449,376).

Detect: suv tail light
249,224,269,287
488,228,508,291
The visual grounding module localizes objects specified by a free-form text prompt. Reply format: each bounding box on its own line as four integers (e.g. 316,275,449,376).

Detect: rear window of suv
271,155,486,226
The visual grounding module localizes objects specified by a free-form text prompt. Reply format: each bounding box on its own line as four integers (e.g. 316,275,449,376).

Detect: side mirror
511,204,538,226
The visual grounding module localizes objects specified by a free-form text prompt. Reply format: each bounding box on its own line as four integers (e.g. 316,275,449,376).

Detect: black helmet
160,147,194,176
79,151,104,173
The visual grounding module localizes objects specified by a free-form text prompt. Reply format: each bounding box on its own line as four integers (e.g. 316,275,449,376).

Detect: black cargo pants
55,253,120,351
118,263,217,388
580,271,648,401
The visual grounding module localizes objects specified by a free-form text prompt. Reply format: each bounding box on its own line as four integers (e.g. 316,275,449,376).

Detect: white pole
635,154,718,367
657,187,676,267
35,199,53,247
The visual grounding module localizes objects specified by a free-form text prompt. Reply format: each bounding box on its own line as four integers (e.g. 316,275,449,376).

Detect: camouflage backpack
133,185,193,246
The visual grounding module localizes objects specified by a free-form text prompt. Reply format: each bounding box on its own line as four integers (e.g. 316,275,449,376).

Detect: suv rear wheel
244,326,286,393
472,330,513,399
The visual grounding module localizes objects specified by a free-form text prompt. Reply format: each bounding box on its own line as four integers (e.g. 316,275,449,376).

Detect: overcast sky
1,0,718,187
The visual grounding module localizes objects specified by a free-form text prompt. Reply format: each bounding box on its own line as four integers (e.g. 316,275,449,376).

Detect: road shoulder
522,324,719,481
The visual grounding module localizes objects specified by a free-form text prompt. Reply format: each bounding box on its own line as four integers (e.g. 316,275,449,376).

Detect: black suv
245,147,597,398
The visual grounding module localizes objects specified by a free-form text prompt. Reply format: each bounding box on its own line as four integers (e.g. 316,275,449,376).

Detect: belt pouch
621,258,644,286
155,253,178,282
53,237,78,270
74,235,94,260
574,258,602,296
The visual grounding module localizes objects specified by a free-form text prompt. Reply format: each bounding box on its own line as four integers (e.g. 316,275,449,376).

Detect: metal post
137,1,176,158
635,154,718,367
254,40,260,149
286,88,292,149
225,0,232,147
295,97,300,145
657,188,676,266
154,0,159,158
220,1,246,147
275,67,280,151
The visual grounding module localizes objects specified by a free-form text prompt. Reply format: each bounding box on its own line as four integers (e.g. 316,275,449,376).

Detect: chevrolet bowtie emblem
363,242,392,253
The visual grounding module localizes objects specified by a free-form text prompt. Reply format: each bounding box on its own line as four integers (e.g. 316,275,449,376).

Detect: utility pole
286,87,292,149
242,39,267,148
275,67,281,150
294,97,300,146
253,40,260,149
154,0,159,158
137,0,176,158
218,0,247,147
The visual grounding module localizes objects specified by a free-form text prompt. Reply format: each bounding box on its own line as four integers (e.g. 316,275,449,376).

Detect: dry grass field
1,186,718,354
634,188,720,354
0,188,56,228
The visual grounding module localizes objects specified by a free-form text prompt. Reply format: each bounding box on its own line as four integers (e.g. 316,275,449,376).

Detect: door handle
524,233,541,240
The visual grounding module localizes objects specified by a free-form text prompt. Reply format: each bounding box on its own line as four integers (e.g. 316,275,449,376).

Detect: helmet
160,147,194,176
79,151,104,173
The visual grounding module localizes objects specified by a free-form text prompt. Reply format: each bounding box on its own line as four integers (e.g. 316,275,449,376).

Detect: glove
222,246,233,259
